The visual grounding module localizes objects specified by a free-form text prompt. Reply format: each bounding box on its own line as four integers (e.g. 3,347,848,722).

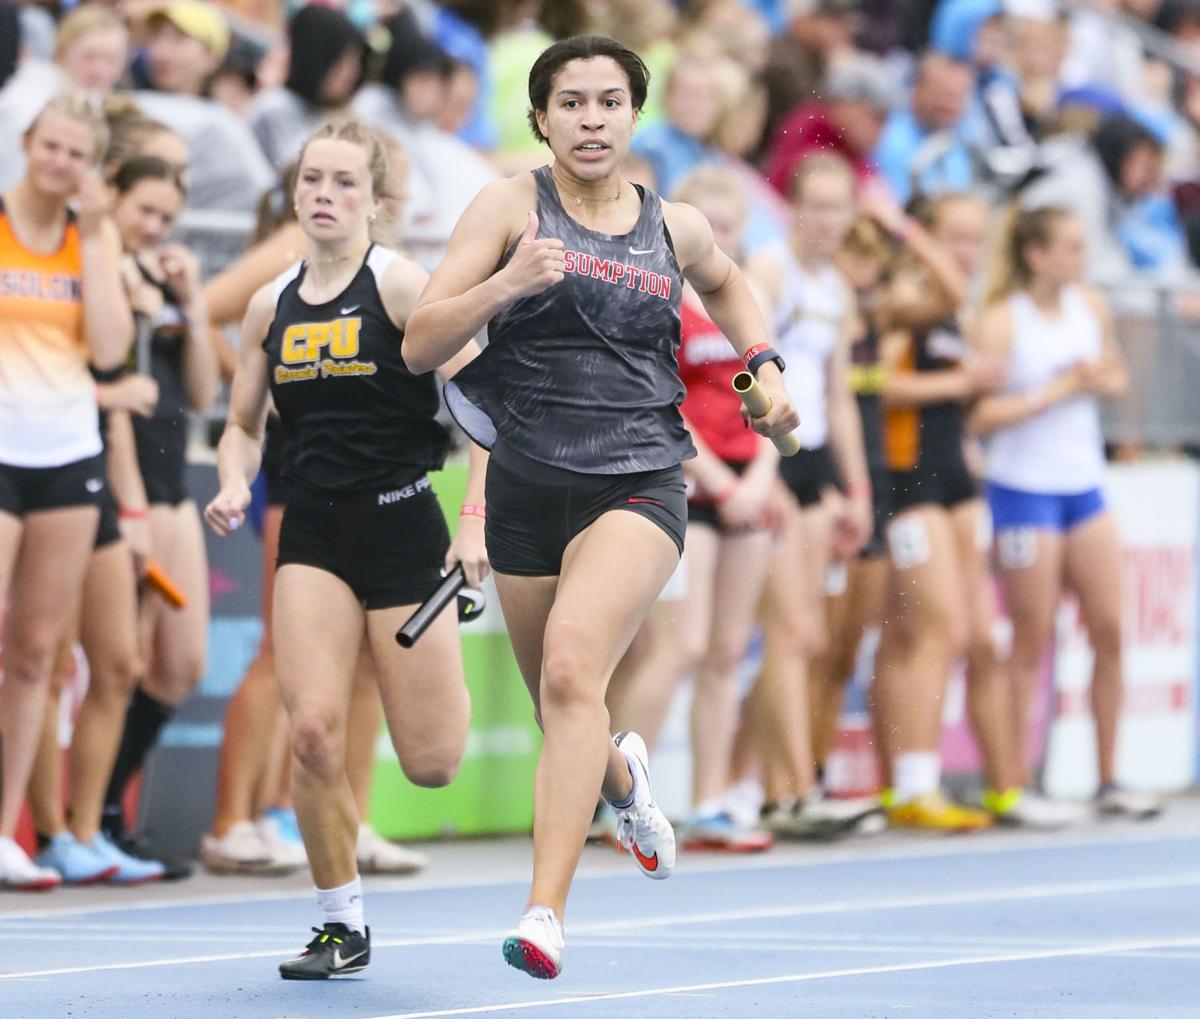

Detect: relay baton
143,560,188,610
732,371,801,457
395,565,486,648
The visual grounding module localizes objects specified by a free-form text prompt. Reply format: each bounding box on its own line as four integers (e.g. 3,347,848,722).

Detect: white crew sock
316,875,365,935
893,752,941,803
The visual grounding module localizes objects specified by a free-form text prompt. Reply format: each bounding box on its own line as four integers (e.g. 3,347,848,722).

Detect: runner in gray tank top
404,35,798,981
445,163,691,474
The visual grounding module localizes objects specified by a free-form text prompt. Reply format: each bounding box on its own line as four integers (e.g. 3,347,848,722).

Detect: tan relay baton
732,371,801,457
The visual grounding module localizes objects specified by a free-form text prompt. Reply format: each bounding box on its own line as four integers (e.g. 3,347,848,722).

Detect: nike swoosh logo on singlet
340,305,360,315
628,247,655,255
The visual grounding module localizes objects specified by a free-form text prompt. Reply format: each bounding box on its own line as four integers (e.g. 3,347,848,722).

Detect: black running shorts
485,443,686,577
277,475,450,610
778,444,839,509
889,458,978,516
0,454,106,518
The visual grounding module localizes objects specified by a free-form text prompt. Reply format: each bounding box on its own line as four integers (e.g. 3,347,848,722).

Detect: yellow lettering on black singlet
320,359,377,378
849,362,887,396
274,365,318,384
281,317,362,363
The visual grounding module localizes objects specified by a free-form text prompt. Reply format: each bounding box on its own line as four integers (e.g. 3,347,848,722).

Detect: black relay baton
395,565,486,648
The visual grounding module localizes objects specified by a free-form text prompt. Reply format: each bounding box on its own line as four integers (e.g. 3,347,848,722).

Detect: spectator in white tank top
972,205,1162,820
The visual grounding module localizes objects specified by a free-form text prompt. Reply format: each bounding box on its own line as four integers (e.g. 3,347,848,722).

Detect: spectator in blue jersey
873,52,975,204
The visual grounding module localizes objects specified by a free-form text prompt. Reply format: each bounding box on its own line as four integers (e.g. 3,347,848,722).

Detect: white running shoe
608,731,676,879
990,790,1085,830
0,836,62,891
1096,786,1165,821
357,824,427,875
201,820,295,875
763,793,882,841
256,815,309,872
723,779,766,831
502,906,564,980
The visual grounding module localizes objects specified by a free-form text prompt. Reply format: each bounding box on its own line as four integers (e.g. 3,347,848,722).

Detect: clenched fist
500,211,566,300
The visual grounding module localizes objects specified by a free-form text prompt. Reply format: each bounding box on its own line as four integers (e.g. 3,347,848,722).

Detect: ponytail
982,204,1068,306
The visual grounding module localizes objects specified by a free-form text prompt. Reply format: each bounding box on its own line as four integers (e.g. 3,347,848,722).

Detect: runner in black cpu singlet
205,117,487,981
403,35,799,980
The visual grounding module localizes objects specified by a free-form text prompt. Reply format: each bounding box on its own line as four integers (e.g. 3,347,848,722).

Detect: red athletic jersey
678,300,758,464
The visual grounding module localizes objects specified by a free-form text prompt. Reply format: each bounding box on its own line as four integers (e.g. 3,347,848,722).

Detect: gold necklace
312,251,355,267
310,244,368,269
552,166,622,206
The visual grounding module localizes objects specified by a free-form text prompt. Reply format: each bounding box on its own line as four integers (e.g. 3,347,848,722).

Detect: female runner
973,206,1158,820
738,154,873,839
206,117,487,978
807,211,895,784
30,156,196,886
0,93,131,889
403,36,798,978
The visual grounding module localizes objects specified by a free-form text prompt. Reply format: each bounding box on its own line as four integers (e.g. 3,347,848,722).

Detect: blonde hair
25,91,109,164
842,214,895,268
915,191,987,233
102,95,173,175
982,204,1071,305
54,4,126,62
672,163,748,222
791,152,854,202
297,117,391,241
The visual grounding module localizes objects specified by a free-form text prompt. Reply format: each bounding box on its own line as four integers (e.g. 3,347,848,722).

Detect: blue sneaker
91,833,165,885
264,807,303,846
35,833,118,885
682,811,773,853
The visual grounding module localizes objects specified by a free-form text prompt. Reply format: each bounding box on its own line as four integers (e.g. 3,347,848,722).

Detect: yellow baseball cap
149,1,230,60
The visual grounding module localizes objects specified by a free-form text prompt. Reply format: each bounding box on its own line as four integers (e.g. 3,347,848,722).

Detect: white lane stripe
556,870,1200,938
563,939,1003,955
3,870,1199,981
1,826,1197,923
329,935,1200,1019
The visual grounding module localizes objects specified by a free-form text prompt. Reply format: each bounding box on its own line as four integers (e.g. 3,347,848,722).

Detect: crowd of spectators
4,0,1200,287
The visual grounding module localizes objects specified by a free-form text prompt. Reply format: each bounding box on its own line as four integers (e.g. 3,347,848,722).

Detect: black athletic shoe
279,924,370,980
114,834,193,881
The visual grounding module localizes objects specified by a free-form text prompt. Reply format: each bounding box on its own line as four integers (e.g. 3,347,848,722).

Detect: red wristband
460,503,486,519
118,506,148,520
743,343,772,367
